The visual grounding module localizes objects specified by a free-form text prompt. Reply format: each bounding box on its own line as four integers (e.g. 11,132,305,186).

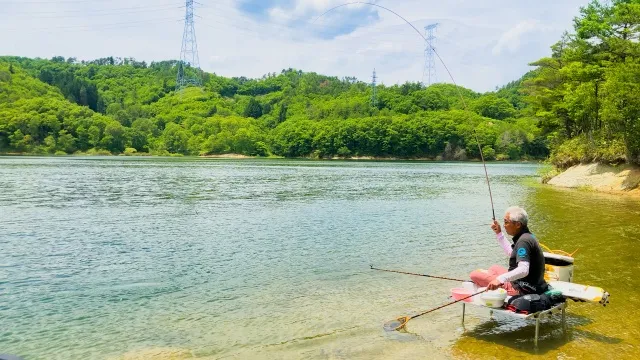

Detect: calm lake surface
1,157,639,360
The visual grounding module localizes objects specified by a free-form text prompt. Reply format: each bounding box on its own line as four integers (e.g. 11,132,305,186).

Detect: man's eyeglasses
503,219,518,225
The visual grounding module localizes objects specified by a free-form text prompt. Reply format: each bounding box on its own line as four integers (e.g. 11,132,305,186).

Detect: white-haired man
470,206,548,295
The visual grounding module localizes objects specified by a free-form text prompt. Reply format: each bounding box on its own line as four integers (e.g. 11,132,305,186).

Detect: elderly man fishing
470,206,548,295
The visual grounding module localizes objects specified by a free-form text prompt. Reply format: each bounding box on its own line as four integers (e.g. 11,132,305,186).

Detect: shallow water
0,157,638,359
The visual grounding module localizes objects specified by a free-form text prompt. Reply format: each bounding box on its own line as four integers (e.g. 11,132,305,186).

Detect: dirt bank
547,163,640,197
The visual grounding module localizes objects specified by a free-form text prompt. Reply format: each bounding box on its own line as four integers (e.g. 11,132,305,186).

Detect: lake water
1,157,638,359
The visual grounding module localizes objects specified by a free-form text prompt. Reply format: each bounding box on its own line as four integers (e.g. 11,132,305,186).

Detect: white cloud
491,20,555,56
355,41,410,55
267,7,293,24
270,0,369,21
209,55,228,63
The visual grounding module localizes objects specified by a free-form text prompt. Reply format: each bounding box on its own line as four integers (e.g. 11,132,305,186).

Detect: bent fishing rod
313,2,496,220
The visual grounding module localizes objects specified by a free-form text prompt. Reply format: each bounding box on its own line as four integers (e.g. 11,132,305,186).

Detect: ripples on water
1,157,638,360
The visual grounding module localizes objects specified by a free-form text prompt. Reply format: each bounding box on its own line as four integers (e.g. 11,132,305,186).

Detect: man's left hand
487,278,503,290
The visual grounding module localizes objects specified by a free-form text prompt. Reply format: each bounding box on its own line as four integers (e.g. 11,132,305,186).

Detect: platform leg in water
561,304,566,336
534,315,540,349
461,303,466,326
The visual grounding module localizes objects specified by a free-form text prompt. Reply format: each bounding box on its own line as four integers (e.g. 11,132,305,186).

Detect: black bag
513,280,549,295
506,293,563,314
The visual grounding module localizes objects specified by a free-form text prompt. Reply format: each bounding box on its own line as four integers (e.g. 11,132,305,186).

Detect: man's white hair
505,206,528,226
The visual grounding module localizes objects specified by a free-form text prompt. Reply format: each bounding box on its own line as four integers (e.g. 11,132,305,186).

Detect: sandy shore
199,153,254,159
547,163,640,197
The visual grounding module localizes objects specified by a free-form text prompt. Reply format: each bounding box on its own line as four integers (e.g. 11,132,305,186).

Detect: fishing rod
370,265,468,282
313,2,496,220
384,289,488,331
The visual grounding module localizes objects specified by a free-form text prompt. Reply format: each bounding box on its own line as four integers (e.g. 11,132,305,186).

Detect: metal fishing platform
459,281,610,349
461,298,568,348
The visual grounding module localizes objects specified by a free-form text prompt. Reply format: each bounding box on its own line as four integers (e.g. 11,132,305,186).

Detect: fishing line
312,2,496,220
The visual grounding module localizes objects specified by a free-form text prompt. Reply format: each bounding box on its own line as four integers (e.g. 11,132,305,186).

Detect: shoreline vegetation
0,151,542,162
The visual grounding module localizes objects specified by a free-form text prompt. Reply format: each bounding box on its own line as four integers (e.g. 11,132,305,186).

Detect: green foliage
482,145,496,160
162,122,190,155
538,164,562,184
472,95,517,120
524,0,640,165
86,148,112,156
243,98,262,118
549,133,626,168
601,61,640,163
0,55,547,159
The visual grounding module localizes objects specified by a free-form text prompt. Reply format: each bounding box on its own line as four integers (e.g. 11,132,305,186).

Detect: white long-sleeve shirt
494,232,530,284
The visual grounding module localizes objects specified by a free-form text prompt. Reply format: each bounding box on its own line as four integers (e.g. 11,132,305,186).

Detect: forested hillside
0,56,541,160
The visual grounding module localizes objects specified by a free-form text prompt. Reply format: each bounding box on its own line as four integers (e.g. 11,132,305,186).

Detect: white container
543,252,574,282
480,289,507,308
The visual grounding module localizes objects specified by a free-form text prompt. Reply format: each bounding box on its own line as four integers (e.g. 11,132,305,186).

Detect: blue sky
0,0,590,92
237,0,381,39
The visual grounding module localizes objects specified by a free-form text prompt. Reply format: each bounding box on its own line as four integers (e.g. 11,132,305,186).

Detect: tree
412,87,450,111
244,98,262,118
601,61,640,164
162,122,190,154
278,103,288,124
88,125,101,148
0,70,11,83
101,122,126,153
206,105,218,117
57,129,76,153
9,130,28,152
472,95,517,120
482,145,496,160
524,0,640,166
43,135,56,153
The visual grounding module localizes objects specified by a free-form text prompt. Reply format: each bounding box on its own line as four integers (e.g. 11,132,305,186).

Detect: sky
0,0,590,92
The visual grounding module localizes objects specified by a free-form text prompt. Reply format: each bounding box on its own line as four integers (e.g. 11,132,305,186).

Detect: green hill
0,56,542,160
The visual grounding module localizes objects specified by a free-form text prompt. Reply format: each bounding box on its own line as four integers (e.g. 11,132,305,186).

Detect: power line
0,0,130,3
5,6,182,19
0,16,181,33
2,2,181,14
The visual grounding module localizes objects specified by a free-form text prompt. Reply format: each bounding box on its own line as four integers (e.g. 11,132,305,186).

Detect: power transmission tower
422,23,438,87
371,68,378,108
177,0,201,90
